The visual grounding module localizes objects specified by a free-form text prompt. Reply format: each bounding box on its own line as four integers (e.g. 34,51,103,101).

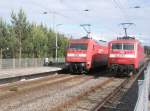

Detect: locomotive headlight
65,63,70,66
81,63,85,66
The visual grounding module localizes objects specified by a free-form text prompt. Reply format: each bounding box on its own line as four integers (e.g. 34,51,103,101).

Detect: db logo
99,49,103,53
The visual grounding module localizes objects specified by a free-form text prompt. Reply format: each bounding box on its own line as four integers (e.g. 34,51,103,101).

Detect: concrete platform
0,67,61,80
148,100,150,111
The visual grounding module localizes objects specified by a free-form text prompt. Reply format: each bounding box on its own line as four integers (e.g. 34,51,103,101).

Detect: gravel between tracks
0,74,77,100
65,78,125,111
0,77,109,111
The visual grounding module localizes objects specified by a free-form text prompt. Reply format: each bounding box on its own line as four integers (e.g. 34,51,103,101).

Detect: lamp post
43,11,56,31
43,9,89,30
55,24,62,63
43,9,89,62
43,11,57,62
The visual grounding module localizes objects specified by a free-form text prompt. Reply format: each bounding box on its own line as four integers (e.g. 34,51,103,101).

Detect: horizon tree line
0,9,69,59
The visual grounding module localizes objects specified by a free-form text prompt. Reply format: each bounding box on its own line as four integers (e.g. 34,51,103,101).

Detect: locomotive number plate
116,54,125,57
74,54,79,57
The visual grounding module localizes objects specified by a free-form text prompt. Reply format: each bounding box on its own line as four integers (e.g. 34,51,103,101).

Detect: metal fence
134,63,150,111
0,58,65,69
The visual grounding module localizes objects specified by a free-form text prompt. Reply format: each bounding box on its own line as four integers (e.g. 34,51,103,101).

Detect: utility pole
19,31,22,67
43,11,57,62
55,24,62,63
43,9,90,61
120,23,135,37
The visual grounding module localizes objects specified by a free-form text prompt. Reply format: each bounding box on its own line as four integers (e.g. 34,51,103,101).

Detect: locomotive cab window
70,44,87,50
112,43,134,50
112,43,122,50
123,44,134,50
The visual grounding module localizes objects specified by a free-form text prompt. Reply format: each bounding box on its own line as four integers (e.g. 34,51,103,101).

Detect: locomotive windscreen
112,43,122,50
123,44,134,50
70,44,87,50
112,43,134,50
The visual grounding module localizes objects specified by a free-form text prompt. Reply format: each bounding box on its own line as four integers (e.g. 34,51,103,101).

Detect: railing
134,63,150,111
0,58,65,69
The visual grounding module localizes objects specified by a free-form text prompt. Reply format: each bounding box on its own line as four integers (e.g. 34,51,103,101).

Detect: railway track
1,74,93,95
49,62,147,111
0,73,93,111
98,62,148,111
52,77,127,111
0,62,147,111
0,74,87,99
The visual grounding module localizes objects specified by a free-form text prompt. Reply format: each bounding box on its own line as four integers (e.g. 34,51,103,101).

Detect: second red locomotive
108,37,145,74
65,37,108,73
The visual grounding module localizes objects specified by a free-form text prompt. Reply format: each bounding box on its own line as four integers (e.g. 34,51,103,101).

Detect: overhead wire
58,0,92,24
111,0,130,21
58,0,93,36
111,0,149,45
21,0,81,24
22,0,142,39
19,0,89,38
111,0,137,37
58,0,124,39
28,0,71,19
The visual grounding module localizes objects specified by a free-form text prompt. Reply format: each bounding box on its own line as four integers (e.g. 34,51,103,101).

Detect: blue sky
0,0,150,45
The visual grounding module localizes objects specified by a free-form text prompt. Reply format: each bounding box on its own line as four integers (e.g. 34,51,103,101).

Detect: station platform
148,100,150,111
0,67,61,80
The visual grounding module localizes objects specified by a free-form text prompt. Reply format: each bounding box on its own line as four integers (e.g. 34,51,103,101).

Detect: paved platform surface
0,67,61,79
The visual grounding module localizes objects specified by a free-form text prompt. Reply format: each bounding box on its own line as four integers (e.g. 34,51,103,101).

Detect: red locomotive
108,37,145,74
65,37,108,73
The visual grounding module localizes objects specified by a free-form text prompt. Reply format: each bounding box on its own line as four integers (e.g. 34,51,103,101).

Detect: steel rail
0,74,66,90
49,78,114,111
91,61,148,111
0,74,85,100
91,78,128,111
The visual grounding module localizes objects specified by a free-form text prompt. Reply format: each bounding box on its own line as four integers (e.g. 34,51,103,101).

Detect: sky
0,0,150,45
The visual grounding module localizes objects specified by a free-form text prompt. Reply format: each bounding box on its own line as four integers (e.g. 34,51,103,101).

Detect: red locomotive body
65,37,108,73
108,37,145,74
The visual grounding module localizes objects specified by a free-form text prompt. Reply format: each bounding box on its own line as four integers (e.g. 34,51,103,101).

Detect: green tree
31,24,48,58
47,29,56,58
11,9,30,58
57,33,69,57
0,18,10,58
0,9,69,59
